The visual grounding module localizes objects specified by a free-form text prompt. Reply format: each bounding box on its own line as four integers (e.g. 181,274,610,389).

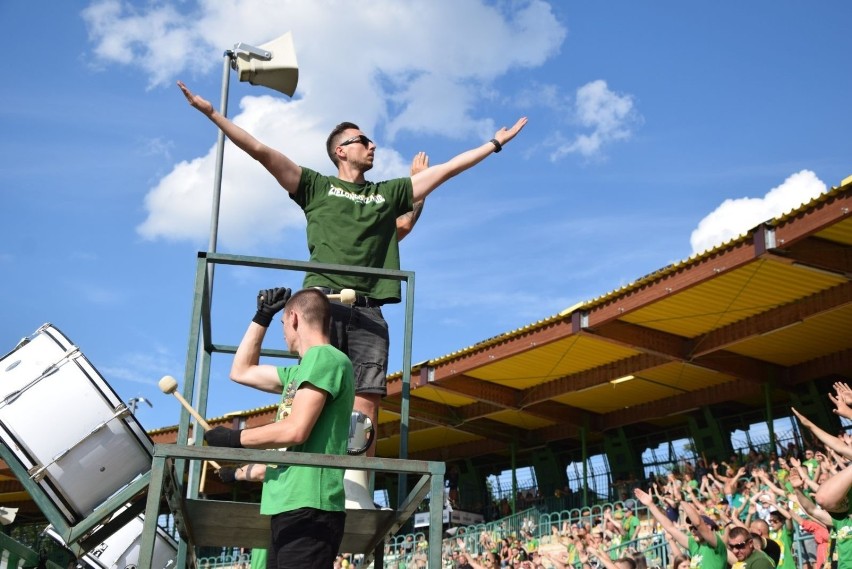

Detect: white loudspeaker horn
234,31,299,97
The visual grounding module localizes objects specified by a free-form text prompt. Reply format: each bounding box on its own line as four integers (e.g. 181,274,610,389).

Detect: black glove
217,466,237,483
204,426,244,448
253,287,292,327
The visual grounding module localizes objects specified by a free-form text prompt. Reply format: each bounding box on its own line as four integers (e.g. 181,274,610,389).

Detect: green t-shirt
564,542,578,564
292,167,413,301
260,344,355,516
769,525,795,569
623,514,640,540
803,458,820,480
743,549,775,569
687,534,727,569
609,533,622,549
250,549,266,569
829,511,852,569
727,491,747,520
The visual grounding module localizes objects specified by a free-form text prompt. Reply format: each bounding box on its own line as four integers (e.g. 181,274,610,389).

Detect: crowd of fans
386,381,852,568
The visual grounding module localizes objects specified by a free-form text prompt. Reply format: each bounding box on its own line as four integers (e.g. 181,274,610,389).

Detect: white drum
0,324,153,523
45,513,178,569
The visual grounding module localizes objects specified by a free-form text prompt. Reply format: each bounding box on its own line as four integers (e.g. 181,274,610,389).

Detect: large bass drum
0,324,153,523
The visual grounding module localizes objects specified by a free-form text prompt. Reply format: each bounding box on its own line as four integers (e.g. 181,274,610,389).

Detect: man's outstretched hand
493,117,529,147
410,152,429,175
177,81,215,116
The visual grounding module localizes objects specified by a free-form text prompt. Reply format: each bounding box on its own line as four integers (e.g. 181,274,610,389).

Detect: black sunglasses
339,134,373,147
728,541,749,550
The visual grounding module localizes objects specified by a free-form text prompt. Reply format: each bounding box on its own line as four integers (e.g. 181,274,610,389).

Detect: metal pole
184,53,232,533
791,415,803,454
397,274,415,508
764,381,775,452
511,440,517,514
207,51,233,292
581,425,588,506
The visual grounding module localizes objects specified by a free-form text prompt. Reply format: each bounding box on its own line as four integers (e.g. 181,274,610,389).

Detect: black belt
313,287,384,307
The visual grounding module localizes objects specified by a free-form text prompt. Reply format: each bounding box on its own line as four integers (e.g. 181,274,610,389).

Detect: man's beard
352,156,373,172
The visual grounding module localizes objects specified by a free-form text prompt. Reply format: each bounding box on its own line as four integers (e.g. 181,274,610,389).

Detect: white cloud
82,0,205,88
137,96,310,249
689,169,828,255
82,0,567,247
550,80,642,160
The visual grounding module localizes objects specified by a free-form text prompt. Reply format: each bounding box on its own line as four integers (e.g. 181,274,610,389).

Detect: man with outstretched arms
178,81,527,470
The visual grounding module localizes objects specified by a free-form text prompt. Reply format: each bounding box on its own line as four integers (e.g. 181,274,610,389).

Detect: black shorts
328,303,389,396
267,508,346,569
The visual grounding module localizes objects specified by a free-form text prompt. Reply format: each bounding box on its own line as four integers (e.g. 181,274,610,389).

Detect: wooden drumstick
158,375,221,470
158,376,213,430
327,288,356,305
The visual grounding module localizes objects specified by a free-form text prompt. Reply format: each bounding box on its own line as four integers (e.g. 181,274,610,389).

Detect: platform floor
183,500,398,554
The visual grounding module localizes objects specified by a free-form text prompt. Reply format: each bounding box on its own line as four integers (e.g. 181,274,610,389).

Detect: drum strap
0,348,80,409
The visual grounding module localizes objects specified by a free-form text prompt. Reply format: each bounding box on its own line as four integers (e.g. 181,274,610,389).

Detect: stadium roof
373,174,852,466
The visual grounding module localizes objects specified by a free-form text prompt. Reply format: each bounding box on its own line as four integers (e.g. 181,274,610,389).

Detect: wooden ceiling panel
552,379,675,414
815,216,852,245
467,334,640,386
376,426,481,456
484,409,556,430
407,385,478,407
726,304,852,366
638,362,735,392
621,260,844,338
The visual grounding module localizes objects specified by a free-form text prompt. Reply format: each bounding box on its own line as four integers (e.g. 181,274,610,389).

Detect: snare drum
0,324,153,524
45,512,178,569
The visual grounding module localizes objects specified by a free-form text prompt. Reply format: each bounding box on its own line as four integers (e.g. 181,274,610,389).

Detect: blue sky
1,1,850,433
